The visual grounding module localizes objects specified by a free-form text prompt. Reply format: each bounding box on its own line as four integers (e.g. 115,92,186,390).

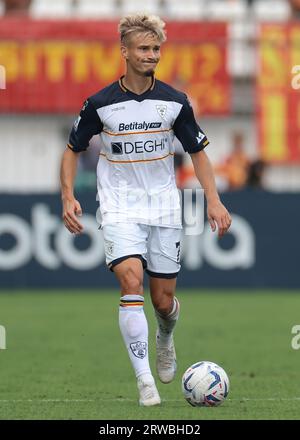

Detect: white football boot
137,374,161,406
156,330,177,384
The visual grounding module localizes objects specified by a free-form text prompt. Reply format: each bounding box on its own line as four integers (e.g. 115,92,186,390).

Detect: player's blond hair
118,13,167,45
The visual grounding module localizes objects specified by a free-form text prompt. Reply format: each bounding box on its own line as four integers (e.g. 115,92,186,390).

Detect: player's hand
62,197,83,234
207,200,231,238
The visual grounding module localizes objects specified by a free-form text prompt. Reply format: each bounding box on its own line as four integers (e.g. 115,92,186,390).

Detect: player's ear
121,45,128,60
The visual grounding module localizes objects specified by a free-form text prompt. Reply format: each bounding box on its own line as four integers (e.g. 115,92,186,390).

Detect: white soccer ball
182,361,229,407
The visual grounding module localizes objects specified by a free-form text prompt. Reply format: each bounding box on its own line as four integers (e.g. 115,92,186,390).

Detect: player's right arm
60,148,83,234
60,98,103,234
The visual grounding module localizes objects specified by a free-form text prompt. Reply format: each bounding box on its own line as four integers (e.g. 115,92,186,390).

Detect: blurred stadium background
1,0,300,289
1,0,300,420
0,0,300,287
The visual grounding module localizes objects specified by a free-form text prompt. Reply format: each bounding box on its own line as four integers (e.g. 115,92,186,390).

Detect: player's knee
120,268,143,294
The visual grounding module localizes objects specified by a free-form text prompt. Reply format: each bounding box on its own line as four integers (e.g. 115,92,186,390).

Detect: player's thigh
113,257,145,295
146,226,182,278
102,223,148,270
102,223,148,294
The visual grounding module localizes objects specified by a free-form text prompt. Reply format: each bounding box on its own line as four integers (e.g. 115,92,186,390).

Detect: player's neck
122,72,153,95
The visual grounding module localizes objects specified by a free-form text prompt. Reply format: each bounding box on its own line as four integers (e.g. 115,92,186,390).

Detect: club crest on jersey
156,104,167,119
130,341,147,359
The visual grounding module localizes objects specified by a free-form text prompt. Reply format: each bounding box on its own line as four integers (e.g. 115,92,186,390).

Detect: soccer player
60,14,232,406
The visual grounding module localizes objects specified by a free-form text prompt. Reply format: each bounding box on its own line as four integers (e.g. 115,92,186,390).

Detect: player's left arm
173,95,231,237
190,150,231,238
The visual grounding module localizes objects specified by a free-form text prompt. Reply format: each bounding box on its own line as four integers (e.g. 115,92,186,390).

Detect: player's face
122,32,161,77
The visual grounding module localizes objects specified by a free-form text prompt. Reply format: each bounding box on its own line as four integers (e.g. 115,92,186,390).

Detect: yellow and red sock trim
119,295,144,308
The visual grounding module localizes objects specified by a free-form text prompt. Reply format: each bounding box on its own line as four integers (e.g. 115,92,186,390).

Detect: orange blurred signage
258,23,300,162
0,19,229,115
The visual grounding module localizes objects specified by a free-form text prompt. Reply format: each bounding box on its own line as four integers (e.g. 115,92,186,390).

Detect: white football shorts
102,223,182,279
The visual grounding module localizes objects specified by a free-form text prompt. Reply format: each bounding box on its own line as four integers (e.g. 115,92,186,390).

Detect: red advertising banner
0,19,229,115
257,23,300,163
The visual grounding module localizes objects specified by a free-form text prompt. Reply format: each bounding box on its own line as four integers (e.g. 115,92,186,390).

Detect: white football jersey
68,77,209,228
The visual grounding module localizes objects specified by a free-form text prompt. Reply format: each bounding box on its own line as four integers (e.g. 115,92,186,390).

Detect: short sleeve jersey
68,77,209,228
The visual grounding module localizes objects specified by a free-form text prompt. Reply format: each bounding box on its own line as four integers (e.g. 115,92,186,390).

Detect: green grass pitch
1,289,300,420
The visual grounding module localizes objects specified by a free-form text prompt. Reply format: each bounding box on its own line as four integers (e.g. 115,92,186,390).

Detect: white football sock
155,297,180,347
119,295,152,379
